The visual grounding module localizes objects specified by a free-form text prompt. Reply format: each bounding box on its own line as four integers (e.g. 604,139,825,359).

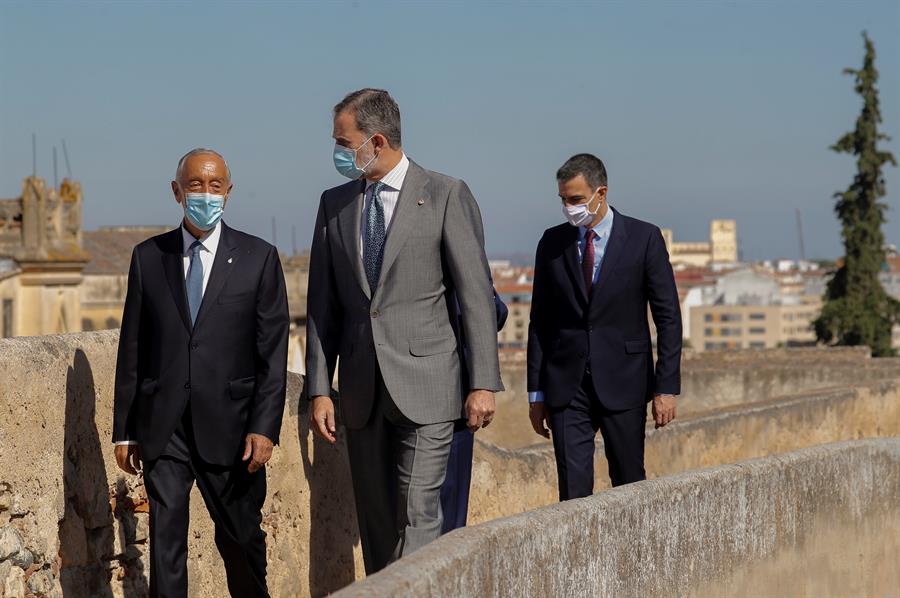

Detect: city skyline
2,1,899,261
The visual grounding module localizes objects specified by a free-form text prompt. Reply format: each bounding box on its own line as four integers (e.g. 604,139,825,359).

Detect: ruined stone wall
488,347,900,448
0,331,363,598
1,334,898,597
337,439,900,598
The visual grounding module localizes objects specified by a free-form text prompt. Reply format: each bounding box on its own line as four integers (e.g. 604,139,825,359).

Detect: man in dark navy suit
527,153,682,500
113,149,289,596
440,289,508,532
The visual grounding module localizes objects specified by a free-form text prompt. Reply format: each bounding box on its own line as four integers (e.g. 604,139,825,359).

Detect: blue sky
1,1,898,261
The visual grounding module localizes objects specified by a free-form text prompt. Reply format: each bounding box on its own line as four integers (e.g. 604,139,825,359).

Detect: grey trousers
345,370,455,574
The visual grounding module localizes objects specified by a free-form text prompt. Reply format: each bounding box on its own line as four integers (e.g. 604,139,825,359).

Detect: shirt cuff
528,391,545,403
114,441,138,446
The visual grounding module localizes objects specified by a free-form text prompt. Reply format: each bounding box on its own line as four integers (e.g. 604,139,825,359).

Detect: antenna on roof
795,208,806,261
61,139,73,178
53,146,58,189
32,133,37,177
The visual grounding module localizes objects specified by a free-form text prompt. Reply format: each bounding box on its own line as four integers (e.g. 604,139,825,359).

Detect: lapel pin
417,198,425,205
227,257,233,264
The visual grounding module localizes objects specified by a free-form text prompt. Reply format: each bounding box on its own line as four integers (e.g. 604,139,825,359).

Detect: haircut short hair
176,148,231,181
333,88,402,149
556,153,608,189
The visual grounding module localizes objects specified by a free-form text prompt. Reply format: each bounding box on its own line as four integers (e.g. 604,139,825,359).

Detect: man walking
306,88,502,573
113,149,289,596
527,153,681,500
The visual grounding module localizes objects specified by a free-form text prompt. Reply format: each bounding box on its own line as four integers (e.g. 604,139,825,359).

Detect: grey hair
333,88,402,149
556,153,608,189
175,148,231,181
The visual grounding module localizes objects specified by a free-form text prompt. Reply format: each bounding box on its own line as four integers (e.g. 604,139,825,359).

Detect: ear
373,133,389,152
171,181,181,204
224,182,234,207
597,186,608,204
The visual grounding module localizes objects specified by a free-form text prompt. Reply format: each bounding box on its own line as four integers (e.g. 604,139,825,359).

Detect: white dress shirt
115,220,222,446
181,220,221,293
359,153,410,257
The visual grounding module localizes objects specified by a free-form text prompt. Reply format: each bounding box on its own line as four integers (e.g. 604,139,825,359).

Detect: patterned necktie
186,240,204,324
582,229,596,294
364,181,386,292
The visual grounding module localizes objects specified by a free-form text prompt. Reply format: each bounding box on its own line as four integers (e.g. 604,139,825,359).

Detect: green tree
815,32,899,357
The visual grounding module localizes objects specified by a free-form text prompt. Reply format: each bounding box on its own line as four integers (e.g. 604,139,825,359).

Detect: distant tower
710,219,737,264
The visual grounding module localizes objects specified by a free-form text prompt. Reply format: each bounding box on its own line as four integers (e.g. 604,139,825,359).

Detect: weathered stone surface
467,381,900,524
336,439,900,597
26,568,54,597
488,352,900,448
2,332,898,597
0,525,23,561
2,562,25,598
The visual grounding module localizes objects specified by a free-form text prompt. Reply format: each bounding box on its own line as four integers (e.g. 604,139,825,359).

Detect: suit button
184,382,191,390
371,310,380,318
191,343,198,350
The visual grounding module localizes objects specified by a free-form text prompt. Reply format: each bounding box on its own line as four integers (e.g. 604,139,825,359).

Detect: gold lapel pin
227,257,233,264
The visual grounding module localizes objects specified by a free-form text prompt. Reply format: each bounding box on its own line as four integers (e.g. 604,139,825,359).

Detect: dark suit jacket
113,222,290,465
527,208,682,411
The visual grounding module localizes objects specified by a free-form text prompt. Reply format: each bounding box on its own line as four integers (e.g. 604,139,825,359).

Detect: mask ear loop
355,134,378,174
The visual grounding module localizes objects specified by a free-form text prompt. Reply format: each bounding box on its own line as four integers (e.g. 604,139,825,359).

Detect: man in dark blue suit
441,288,508,532
527,153,682,500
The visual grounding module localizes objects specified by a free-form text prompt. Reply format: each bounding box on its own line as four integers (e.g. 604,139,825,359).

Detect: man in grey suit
306,88,503,574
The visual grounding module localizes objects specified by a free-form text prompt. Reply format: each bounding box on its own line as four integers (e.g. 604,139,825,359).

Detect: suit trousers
143,409,269,598
345,369,455,574
548,370,647,500
439,424,475,533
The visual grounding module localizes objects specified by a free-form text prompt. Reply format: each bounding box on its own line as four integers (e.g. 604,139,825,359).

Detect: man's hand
310,395,337,444
242,433,274,473
115,444,142,475
465,389,495,432
528,402,551,439
652,394,677,429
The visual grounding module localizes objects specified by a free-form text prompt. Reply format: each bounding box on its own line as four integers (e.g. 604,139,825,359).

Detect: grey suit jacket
306,160,503,429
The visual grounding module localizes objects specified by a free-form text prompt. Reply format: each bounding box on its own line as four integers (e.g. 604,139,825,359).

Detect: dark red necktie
582,229,596,294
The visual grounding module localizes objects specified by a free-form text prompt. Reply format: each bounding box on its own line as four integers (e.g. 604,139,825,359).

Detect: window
749,342,766,349
720,313,742,322
720,327,741,337
82,318,95,332
749,327,766,335
704,327,714,337
704,314,713,323
749,313,765,320
2,299,12,338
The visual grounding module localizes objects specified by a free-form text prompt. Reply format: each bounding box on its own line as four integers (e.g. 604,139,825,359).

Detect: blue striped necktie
186,240,204,324
364,181,386,291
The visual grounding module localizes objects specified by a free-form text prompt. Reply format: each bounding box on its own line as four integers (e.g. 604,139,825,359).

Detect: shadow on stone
298,387,359,597
58,348,148,596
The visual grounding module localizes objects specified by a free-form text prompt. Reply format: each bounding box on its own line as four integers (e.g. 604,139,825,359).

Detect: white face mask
562,188,601,227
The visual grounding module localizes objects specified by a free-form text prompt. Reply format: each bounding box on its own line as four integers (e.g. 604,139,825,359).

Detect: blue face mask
333,135,377,179
183,193,225,231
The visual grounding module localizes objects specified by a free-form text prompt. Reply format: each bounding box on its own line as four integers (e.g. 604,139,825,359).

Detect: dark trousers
548,371,647,500
345,370,454,575
143,411,269,598
439,424,475,533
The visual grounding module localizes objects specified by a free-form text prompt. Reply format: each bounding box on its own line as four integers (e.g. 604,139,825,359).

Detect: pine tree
815,32,899,357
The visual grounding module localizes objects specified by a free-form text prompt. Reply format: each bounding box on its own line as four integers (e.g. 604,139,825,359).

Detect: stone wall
467,380,900,524
487,347,900,448
1,333,898,597
0,331,363,598
335,438,900,597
